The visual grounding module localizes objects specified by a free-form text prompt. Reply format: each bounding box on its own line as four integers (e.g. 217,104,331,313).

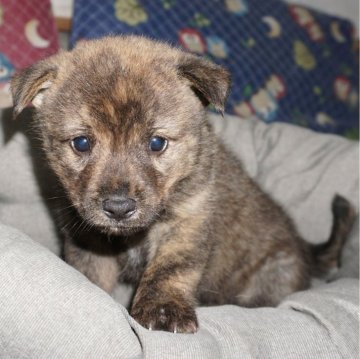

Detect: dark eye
149,136,168,152
71,136,91,153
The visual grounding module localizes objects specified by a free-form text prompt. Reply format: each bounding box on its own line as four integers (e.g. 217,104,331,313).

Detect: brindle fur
11,36,356,333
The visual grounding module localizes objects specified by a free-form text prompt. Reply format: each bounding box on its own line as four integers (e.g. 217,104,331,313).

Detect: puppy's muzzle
102,196,137,221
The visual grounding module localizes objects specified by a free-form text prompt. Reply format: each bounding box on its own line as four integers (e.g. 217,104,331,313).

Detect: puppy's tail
310,195,357,278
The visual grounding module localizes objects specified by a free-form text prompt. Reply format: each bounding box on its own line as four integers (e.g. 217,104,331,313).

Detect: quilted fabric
0,0,59,108
71,0,359,138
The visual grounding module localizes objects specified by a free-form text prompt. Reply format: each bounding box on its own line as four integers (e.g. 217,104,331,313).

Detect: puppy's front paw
131,300,198,334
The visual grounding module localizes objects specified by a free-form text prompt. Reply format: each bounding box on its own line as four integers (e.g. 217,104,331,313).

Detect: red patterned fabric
0,0,59,107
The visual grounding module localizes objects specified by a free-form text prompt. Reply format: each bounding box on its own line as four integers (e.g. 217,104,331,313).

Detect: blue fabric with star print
71,0,359,138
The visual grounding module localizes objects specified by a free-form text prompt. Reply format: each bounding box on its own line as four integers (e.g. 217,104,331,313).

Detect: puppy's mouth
96,211,146,236
100,223,145,236
82,206,161,236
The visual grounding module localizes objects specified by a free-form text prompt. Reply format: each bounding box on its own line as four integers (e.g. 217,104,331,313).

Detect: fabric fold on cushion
0,223,142,359
280,279,359,359
1,222,357,358
128,279,358,359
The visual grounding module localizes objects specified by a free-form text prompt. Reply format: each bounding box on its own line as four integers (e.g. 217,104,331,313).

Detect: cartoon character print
114,0,148,26
289,5,324,42
234,74,286,122
334,75,359,108
266,74,286,99
251,89,279,122
179,28,206,54
0,53,14,83
316,112,335,127
206,36,228,59
334,76,351,102
234,102,254,118
0,53,14,108
225,0,248,16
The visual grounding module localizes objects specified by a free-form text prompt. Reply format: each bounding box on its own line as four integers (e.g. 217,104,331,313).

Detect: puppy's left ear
178,54,231,112
11,59,58,118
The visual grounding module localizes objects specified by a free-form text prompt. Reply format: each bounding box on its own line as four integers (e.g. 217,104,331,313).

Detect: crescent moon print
330,21,347,43
262,16,282,38
25,19,50,48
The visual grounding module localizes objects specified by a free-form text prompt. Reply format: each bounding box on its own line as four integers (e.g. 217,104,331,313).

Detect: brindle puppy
11,36,356,333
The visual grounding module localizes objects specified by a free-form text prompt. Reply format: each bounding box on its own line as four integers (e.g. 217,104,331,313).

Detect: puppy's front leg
131,225,208,333
63,235,119,294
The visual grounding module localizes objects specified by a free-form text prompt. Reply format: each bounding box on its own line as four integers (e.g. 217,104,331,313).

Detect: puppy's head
11,36,230,235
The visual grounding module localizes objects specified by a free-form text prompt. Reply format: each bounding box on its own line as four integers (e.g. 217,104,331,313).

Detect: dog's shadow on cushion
1,107,67,251
2,107,29,144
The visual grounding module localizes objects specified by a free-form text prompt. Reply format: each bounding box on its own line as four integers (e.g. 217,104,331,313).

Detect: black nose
102,197,137,220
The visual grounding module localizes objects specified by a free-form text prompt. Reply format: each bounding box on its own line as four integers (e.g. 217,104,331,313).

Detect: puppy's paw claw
131,300,198,334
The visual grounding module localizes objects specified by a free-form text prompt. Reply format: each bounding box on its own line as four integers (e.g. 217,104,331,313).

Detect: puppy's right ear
177,54,231,113
11,61,58,118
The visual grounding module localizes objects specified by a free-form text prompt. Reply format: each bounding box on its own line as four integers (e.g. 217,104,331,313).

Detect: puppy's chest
117,245,148,284
116,224,166,284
